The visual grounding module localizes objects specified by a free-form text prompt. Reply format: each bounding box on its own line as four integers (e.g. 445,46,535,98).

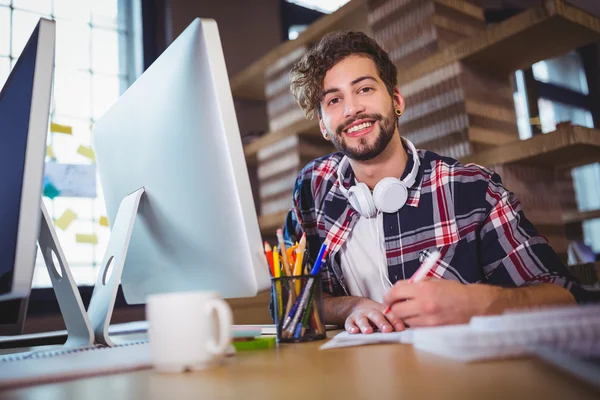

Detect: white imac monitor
0,19,55,303
93,18,271,304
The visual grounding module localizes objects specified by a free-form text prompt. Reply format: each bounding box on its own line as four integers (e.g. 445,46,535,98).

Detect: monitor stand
37,200,94,348
87,187,145,346
1,188,146,356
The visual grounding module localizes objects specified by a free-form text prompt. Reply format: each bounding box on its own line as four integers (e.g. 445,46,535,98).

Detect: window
537,99,594,133
532,51,589,95
515,50,600,256
285,0,350,14
0,0,142,287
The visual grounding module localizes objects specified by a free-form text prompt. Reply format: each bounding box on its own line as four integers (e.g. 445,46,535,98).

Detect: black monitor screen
0,25,39,312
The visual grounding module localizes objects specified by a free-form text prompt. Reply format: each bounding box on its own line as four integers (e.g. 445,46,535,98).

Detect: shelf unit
233,0,600,237
229,0,370,101
396,0,600,85
462,124,600,170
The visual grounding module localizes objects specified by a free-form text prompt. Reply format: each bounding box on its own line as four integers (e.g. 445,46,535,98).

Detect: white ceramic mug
146,290,233,372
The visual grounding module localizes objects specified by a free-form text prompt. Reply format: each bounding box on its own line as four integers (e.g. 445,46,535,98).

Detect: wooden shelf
229,0,370,101
257,125,600,236
563,208,600,224
461,124,600,170
397,0,600,84
244,118,321,166
259,210,289,236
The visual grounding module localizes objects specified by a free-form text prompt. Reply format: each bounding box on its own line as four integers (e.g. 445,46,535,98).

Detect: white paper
44,163,97,198
320,330,414,350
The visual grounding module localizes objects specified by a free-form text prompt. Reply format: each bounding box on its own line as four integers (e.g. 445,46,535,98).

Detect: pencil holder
271,274,326,343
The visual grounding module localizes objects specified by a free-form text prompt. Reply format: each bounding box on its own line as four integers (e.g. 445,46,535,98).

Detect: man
283,31,586,335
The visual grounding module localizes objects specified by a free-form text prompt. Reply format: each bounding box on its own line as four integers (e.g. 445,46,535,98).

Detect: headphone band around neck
337,138,420,192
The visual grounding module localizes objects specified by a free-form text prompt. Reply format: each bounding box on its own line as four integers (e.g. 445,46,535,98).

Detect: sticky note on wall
50,122,73,135
55,209,77,230
99,216,109,227
43,176,60,199
76,234,98,244
46,146,55,159
77,145,96,163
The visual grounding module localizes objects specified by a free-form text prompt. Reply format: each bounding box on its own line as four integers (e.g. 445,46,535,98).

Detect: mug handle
205,299,233,355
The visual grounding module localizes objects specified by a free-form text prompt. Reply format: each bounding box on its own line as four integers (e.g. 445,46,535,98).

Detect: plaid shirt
283,145,590,302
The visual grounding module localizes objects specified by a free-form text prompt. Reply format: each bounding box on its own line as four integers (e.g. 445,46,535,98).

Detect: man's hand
383,279,497,327
345,298,406,334
383,279,576,327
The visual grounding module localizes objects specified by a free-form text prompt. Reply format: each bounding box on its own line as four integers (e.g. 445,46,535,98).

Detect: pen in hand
383,250,442,314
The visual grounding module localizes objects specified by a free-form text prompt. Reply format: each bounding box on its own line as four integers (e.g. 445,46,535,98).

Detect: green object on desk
232,336,276,351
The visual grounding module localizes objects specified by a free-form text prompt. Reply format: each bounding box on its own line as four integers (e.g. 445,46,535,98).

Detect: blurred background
2,0,600,323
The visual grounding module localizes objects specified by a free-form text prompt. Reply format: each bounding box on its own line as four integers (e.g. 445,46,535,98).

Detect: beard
327,106,397,162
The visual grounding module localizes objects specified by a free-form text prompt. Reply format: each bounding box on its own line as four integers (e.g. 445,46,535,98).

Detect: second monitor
93,18,271,306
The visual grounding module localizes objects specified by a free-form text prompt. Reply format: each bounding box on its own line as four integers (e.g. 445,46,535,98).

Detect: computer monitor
93,18,271,305
0,19,55,334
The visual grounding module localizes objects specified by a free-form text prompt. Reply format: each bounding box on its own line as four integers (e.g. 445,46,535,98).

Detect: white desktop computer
0,19,96,348
2,16,271,356
90,18,271,345
0,19,56,337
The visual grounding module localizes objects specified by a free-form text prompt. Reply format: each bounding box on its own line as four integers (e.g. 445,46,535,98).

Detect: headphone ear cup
373,177,408,213
348,182,376,218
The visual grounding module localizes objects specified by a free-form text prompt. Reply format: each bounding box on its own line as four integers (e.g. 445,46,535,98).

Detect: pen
383,250,441,314
276,229,292,276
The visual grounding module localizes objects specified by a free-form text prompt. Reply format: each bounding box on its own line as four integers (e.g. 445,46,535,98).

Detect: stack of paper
321,304,600,362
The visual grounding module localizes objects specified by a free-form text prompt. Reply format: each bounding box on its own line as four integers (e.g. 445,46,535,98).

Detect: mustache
336,113,383,136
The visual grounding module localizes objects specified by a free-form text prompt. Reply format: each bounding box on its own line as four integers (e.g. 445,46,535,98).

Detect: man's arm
384,172,582,327
323,293,405,333
383,280,574,327
484,282,575,314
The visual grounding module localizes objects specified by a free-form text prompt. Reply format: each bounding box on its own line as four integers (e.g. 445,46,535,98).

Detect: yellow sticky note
77,145,96,162
76,234,98,244
99,216,109,227
46,146,55,158
54,209,77,231
51,122,73,135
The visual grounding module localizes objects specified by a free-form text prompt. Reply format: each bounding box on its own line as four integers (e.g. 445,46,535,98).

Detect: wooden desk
2,331,599,399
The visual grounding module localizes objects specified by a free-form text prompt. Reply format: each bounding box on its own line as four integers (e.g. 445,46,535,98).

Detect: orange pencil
264,242,274,276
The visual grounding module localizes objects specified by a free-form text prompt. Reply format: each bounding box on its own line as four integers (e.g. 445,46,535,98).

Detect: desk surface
2,331,599,400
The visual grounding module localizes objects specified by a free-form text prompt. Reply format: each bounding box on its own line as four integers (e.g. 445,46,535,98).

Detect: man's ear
318,116,330,141
393,87,405,114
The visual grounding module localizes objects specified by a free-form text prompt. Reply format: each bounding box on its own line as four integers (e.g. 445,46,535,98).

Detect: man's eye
328,98,340,106
360,87,373,93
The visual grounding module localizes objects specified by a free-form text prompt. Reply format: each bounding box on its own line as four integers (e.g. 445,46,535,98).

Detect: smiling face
318,55,404,161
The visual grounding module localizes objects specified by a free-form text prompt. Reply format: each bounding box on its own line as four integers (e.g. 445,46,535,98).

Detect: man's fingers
366,311,392,333
344,318,360,334
388,299,421,320
355,315,374,334
383,280,419,305
403,315,439,328
383,312,406,332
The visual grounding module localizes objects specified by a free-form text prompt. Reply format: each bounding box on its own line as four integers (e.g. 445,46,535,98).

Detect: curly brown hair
290,31,397,121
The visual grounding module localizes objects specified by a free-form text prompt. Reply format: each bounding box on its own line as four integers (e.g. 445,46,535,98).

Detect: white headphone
337,138,420,218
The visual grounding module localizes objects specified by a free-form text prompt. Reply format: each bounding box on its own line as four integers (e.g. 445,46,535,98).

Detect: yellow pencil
273,246,283,319
293,234,306,296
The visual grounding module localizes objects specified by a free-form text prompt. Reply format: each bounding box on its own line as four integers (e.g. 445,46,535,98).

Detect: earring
395,109,403,117
323,131,330,140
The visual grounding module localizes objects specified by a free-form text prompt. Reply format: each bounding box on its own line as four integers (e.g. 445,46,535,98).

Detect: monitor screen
0,25,39,297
